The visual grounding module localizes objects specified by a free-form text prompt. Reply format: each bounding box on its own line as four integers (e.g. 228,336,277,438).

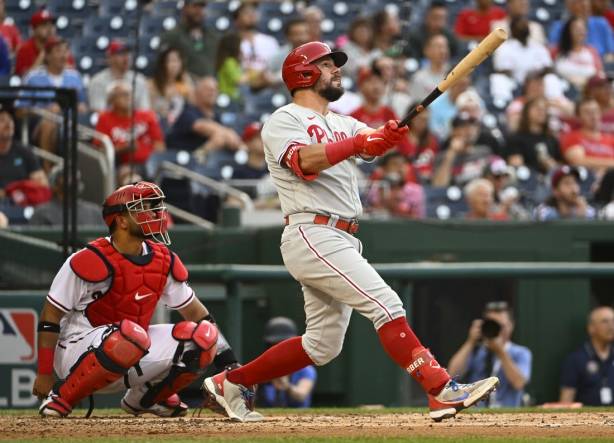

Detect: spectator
534,165,596,220
0,104,48,200
267,18,310,84
372,9,403,57
405,1,462,61
456,90,503,157
398,102,439,183
463,178,508,220
231,122,267,180
339,17,376,79
584,74,614,134
15,10,55,77
490,0,546,45
149,47,195,132
160,0,219,78
0,0,21,54
258,317,316,408
371,56,412,121
366,151,424,219
165,77,242,154
549,0,614,59
29,165,103,227
408,34,450,102
506,97,561,173
350,68,398,129
554,17,604,92
448,301,532,407
0,210,7,228
234,2,279,91
88,40,150,113
21,37,86,157
429,76,472,139
454,0,507,41
560,306,614,406
592,0,614,31
0,29,11,78
303,6,324,44
432,112,494,188
215,33,245,100
95,82,165,167
560,98,614,173
482,157,529,220
493,16,552,85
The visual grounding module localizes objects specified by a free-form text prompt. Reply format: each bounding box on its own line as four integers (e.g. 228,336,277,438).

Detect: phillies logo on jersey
307,124,349,144
0,308,37,363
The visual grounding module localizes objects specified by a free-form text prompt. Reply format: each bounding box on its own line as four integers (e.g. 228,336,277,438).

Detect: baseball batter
32,181,253,419
202,42,499,422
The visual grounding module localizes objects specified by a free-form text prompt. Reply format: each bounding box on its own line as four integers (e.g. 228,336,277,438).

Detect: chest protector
70,238,177,329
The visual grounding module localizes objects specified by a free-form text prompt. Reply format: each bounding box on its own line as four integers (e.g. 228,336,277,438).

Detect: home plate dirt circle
3,412,614,440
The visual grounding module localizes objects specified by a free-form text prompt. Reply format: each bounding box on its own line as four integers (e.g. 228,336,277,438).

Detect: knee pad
54,321,150,409
302,332,344,366
139,320,218,409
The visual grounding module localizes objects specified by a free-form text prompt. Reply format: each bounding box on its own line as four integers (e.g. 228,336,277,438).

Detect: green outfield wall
1,220,613,408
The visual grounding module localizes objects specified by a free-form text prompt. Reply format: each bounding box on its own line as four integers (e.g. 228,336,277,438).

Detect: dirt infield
3,410,614,441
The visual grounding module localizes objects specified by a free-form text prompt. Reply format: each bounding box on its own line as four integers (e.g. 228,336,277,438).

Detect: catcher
32,181,252,418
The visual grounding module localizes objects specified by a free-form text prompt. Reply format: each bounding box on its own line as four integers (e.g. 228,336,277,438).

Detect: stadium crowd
2,0,614,225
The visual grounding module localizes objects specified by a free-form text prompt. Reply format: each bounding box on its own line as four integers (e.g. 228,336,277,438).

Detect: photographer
447,301,532,407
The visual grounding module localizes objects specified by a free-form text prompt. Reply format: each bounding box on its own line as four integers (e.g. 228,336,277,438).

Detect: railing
186,262,614,358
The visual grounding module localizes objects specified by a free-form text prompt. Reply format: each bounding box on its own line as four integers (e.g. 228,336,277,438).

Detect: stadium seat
139,15,177,37
5,0,35,16
71,35,109,75
99,0,139,17
424,185,468,219
83,15,131,39
153,0,181,17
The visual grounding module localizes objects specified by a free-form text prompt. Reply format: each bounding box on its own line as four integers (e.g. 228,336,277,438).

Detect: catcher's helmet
102,181,170,245
282,41,348,93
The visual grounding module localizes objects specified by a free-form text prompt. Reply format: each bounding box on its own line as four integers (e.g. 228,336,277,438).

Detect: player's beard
318,84,344,102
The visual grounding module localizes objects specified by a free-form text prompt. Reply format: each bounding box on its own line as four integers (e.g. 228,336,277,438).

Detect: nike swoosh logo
134,292,153,301
367,135,384,142
307,115,316,120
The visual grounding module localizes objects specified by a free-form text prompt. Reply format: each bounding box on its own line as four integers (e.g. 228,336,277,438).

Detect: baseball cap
44,36,66,53
242,122,262,142
106,40,131,56
485,156,510,177
30,10,54,28
263,317,298,344
451,111,478,128
551,165,580,188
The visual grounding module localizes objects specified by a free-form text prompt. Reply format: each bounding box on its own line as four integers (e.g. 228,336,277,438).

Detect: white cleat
201,371,264,422
428,376,499,422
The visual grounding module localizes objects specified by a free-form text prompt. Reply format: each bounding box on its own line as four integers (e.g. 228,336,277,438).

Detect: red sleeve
560,131,580,154
14,44,30,77
94,112,112,146
282,143,319,181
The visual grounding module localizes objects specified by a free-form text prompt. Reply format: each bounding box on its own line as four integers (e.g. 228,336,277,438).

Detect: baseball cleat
121,394,188,417
201,371,264,422
428,376,499,422
39,391,72,418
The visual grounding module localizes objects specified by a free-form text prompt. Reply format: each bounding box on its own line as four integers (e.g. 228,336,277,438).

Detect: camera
481,318,502,339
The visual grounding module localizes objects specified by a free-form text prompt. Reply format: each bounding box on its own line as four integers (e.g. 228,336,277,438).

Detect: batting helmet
282,41,348,93
102,181,170,245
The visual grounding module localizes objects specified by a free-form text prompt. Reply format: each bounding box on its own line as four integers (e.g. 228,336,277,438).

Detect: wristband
38,347,55,375
325,137,359,166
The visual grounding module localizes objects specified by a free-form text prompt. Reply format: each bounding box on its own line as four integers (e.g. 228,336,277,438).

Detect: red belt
284,214,359,234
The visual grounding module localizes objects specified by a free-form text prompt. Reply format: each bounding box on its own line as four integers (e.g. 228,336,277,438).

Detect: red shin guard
226,336,313,386
377,317,449,395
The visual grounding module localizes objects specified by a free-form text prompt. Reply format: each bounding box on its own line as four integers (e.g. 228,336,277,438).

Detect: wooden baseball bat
399,28,508,127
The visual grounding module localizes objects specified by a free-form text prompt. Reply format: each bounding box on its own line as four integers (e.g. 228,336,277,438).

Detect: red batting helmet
102,181,170,245
282,41,348,93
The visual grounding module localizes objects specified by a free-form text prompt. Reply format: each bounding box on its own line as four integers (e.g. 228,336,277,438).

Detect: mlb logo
0,309,37,364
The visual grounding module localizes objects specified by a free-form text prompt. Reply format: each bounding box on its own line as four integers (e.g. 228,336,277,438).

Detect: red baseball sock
377,317,450,395
226,336,313,386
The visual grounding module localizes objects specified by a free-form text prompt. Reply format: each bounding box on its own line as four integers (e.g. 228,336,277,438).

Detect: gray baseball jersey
262,103,368,219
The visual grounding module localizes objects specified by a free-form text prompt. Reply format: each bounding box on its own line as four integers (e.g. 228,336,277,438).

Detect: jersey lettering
307,124,328,144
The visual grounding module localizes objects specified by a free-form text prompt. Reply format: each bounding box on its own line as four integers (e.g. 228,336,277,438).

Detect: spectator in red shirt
454,0,507,41
584,74,614,133
95,82,165,166
398,101,439,183
560,97,614,173
351,68,397,129
0,0,21,54
15,10,54,77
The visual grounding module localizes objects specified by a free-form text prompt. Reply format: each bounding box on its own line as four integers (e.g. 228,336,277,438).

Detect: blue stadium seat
83,15,131,39
153,0,182,17
139,15,177,37
47,0,88,19
54,15,83,39
424,185,468,219
5,0,35,15
5,11,30,38
99,0,139,18
71,35,109,75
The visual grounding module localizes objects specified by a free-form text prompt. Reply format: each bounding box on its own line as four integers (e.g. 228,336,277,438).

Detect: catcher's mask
102,181,170,245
